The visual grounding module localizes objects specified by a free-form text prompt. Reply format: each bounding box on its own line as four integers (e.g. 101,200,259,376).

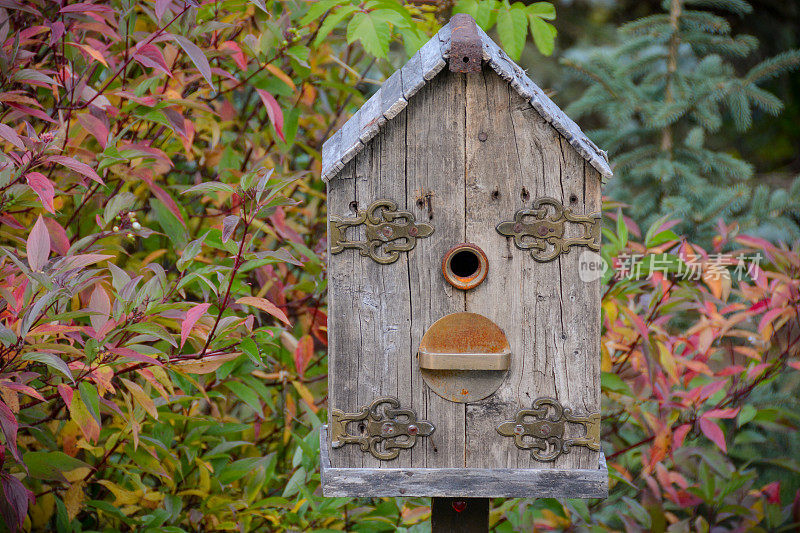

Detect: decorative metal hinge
496,197,600,262
496,397,600,462
330,397,434,461
330,200,434,265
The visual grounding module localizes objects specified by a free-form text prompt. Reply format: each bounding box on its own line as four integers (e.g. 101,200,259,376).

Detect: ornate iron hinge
496,397,600,462
330,200,434,265
330,397,435,461
496,197,600,262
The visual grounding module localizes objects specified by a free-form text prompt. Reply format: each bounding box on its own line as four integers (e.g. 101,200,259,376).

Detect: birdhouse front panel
322,16,612,497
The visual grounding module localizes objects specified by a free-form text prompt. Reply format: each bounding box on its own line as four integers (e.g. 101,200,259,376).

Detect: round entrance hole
442,243,488,290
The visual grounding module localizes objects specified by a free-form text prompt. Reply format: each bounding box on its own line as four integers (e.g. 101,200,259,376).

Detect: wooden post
431,497,489,533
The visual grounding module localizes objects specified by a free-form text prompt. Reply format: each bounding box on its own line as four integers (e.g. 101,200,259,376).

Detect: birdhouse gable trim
321,20,612,183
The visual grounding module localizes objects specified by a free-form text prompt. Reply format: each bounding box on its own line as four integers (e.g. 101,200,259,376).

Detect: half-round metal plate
418,312,510,403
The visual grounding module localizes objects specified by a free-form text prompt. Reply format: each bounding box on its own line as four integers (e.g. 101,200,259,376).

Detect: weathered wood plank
511,79,601,470
320,426,608,498
381,69,406,120
405,69,466,468
401,50,425,100
321,128,342,182
419,35,446,81
326,159,361,468
464,69,528,470
358,90,385,145
339,109,363,166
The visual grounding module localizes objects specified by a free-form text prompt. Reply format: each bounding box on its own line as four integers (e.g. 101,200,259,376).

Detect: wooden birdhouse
320,14,613,500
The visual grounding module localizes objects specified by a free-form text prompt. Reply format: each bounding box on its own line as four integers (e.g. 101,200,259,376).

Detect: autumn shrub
0,0,798,532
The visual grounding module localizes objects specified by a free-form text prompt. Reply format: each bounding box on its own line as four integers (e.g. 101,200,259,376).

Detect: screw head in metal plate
381,422,395,435
514,424,525,435
407,424,418,436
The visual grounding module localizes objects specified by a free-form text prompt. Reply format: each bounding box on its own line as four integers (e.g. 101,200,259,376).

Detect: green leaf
601,371,632,395
150,198,188,248
737,404,757,426
24,451,89,481
224,381,262,413
529,16,556,56
346,11,392,58
177,234,207,272
22,352,73,382
527,2,555,20
496,3,528,61
239,337,263,367
282,467,306,497
313,5,359,47
300,0,341,25
127,322,178,347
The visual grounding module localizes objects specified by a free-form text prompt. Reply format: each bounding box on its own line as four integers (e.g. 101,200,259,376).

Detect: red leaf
789,361,800,371
140,174,185,224
703,407,739,419
57,384,73,408
269,206,302,244
108,346,163,366
294,335,313,377
221,41,247,70
672,423,691,449
155,0,172,19
0,124,24,150
42,217,70,255
88,284,110,333
26,215,50,272
698,417,726,453
236,296,291,327
763,481,781,504
49,20,65,46
46,155,103,185
181,303,211,348
60,2,113,13
0,400,21,463
0,382,44,401
77,113,109,148
0,473,34,532
256,89,285,142
174,35,213,87
25,172,55,213
6,102,56,123
134,43,173,78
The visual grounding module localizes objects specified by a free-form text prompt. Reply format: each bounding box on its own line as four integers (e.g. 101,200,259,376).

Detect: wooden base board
319,425,608,498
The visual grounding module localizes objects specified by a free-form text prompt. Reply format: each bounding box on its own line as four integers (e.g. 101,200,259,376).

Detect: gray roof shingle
321,21,612,183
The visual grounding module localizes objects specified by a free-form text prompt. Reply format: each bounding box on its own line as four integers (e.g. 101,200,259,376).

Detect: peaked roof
321,20,612,183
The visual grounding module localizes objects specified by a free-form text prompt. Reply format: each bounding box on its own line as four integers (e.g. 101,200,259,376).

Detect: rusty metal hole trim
442,243,488,290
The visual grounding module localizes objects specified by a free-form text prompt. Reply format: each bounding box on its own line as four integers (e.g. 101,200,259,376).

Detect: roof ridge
321,20,612,183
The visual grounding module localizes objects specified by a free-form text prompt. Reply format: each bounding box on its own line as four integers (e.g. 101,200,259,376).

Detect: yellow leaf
266,64,296,91
600,342,612,372
170,352,240,374
120,378,158,419
0,386,18,413
195,458,211,494
657,342,677,380
68,397,100,443
96,480,142,506
291,498,306,513
64,481,85,520
30,491,55,529
67,42,108,66
284,394,295,444
63,467,91,483
291,380,319,413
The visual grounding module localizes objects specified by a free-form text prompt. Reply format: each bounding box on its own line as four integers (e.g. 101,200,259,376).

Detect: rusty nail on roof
449,13,482,73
